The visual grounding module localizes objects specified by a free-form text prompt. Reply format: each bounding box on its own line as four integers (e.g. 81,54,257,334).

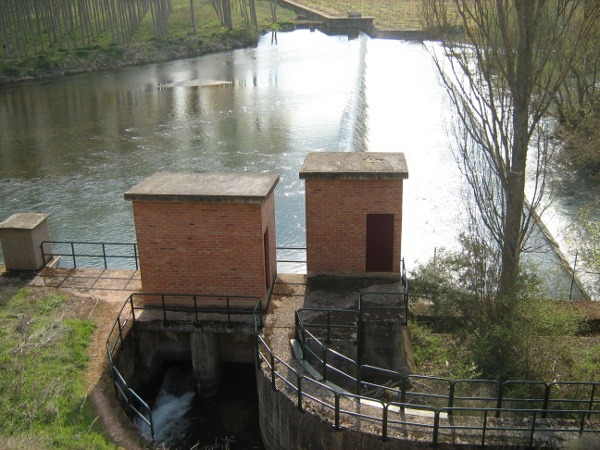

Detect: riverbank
0,0,300,85
0,27,261,85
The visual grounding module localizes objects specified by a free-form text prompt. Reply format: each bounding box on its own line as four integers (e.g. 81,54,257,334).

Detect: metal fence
41,240,139,269
294,306,600,419
257,334,600,446
39,240,307,272
106,293,263,442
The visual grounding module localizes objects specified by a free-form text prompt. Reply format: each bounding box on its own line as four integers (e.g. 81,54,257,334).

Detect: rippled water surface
0,30,596,297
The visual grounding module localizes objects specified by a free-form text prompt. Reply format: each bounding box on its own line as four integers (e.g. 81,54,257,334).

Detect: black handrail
106,293,264,442
256,333,600,446
294,308,600,420
41,240,139,269
39,240,307,271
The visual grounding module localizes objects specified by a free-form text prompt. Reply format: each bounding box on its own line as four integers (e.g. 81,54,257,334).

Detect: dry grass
290,0,426,30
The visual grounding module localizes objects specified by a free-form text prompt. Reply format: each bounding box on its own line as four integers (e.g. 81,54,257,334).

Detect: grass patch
409,302,600,383
408,320,478,380
0,288,115,449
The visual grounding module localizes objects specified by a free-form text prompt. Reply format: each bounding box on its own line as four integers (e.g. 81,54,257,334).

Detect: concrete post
191,329,221,398
0,213,51,271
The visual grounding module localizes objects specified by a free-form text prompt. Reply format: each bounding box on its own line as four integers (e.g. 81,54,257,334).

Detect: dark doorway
366,214,394,272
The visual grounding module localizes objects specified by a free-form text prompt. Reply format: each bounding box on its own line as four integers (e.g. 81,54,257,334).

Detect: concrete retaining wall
257,366,469,450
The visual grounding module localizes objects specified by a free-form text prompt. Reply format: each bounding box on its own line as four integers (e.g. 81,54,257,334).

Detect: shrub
410,233,587,382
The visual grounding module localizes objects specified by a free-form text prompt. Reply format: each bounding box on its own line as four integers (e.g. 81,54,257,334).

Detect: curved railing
106,293,264,442
256,333,600,446
275,302,600,446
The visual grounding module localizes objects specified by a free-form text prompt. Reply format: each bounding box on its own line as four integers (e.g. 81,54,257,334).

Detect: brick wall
305,179,403,274
132,198,274,303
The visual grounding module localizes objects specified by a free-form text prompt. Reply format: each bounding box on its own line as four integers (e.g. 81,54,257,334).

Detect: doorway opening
366,214,394,272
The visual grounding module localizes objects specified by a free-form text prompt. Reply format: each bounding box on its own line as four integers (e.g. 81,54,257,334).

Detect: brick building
125,172,279,304
299,152,408,276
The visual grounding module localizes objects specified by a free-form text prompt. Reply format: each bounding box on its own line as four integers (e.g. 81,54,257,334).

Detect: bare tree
423,1,600,309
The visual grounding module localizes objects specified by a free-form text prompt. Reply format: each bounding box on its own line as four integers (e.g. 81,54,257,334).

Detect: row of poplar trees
0,0,173,56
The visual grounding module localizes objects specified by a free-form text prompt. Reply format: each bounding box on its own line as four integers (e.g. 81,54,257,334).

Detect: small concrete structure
125,172,279,304
0,213,51,271
300,152,408,276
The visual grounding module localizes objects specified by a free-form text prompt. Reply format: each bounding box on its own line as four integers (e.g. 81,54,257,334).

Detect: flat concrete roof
299,152,408,180
0,213,50,230
124,172,279,203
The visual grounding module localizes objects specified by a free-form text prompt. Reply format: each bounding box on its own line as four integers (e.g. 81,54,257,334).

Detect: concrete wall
304,179,404,275
257,366,464,450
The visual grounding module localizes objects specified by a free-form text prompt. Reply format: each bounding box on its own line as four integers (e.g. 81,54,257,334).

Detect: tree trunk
497,0,536,302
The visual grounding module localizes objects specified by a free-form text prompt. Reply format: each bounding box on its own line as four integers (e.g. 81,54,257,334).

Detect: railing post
193,295,200,327
382,404,388,441
102,243,107,269
432,410,440,447
400,376,408,413
356,365,361,395
71,242,77,268
334,393,340,430
542,382,551,418
448,381,455,417
133,244,138,270
161,294,168,326
129,295,136,324
297,375,303,412
579,410,586,436
529,411,537,447
326,310,331,344
481,409,488,446
117,316,124,348
588,383,596,420
496,382,504,418
270,353,276,391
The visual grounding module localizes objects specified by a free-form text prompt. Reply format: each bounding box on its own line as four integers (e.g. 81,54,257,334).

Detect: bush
410,233,587,382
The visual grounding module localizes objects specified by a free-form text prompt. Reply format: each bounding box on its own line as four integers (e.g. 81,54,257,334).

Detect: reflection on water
0,31,459,265
0,30,594,297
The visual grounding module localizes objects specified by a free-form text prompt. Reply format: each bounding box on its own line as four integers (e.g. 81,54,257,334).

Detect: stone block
0,213,51,271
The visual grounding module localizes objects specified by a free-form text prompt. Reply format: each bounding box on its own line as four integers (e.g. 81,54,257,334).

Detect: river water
0,30,595,299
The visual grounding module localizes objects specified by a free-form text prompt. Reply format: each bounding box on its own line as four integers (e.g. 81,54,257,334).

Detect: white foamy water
136,366,196,445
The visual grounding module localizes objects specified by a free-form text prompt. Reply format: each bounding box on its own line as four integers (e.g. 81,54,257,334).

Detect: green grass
0,289,115,449
0,0,297,82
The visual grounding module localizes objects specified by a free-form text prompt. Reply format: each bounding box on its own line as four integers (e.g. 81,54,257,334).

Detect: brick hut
299,152,408,276
125,172,279,304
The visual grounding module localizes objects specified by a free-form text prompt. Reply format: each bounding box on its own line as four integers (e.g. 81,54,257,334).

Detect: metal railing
123,292,263,328
41,240,139,269
276,246,307,273
39,240,306,272
106,292,264,441
257,335,600,446
295,309,600,417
